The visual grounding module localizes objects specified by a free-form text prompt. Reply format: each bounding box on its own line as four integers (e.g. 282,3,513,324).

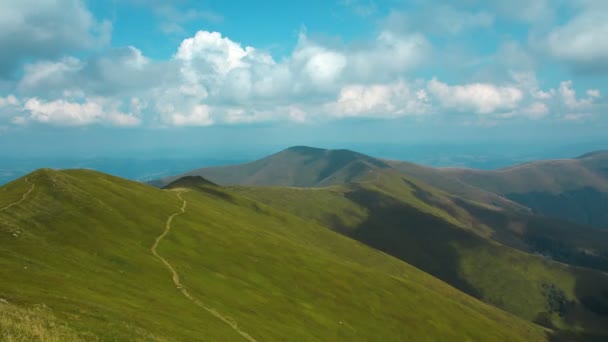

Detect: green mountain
158,147,608,229
436,151,608,228
152,146,391,188
155,147,608,272
152,146,608,337
232,170,608,339
0,169,547,341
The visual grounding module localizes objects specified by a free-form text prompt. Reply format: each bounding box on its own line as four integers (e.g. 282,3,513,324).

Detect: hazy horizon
2,140,607,185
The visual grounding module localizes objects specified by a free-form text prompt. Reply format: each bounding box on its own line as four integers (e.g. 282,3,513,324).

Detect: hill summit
153,146,391,188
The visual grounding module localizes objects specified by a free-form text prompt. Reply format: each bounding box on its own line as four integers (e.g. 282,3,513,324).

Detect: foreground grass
0,301,84,342
0,169,546,340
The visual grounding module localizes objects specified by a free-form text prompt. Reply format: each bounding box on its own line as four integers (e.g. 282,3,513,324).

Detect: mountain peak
163,175,217,190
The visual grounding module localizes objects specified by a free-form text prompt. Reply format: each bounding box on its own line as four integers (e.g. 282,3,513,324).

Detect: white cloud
428,79,523,114
169,104,213,126
1,17,603,129
348,31,430,81
16,47,161,98
22,98,103,126
107,111,141,127
0,95,19,107
18,97,139,127
510,71,554,99
545,11,608,71
292,39,347,88
328,81,429,118
0,0,110,76
559,81,599,109
18,57,82,92
176,31,261,74
523,102,549,119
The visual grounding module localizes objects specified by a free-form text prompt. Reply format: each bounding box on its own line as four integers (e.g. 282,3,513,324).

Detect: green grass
0,301,85,342
233,172,608,339
0,169,547,341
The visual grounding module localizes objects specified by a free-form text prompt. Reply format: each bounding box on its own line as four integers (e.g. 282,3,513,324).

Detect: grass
0,301,84,342
0,169,547,341
233,171,608,338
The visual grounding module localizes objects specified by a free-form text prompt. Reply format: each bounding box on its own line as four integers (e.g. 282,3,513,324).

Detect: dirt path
0,178,35,213
151,191,258,342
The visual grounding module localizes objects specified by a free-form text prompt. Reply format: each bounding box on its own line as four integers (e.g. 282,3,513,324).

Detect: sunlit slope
0,169,546,341
233,172,608,339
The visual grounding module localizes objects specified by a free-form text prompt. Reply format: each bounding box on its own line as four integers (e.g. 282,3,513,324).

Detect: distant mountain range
153,146,608,229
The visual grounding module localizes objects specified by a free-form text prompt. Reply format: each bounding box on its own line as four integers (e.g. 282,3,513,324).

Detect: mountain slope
232,171,608,339
152,146,390,188
152,146,525,212
0,169,547,341
159,146,608,228
439,151,608,228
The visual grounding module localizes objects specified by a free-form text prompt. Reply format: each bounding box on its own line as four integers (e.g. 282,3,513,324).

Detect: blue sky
0,0,606,156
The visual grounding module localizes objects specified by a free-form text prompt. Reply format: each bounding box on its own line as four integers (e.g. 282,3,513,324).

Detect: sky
0,0,607,157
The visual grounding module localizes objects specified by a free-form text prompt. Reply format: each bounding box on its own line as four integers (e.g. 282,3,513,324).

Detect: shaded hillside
164,175,217,189
440,151,608,228
387,160,528,212
232,172,608,338
0,169,546,341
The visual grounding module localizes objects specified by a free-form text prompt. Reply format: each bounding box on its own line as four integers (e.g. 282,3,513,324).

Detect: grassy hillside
0,169,546,341
438,151,608,228
233,171,608,339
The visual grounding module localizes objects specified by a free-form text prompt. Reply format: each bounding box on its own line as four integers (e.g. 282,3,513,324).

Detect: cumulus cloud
328,81,429,118
545,11,608,72
0,0,604,127
559,81,599,109
510,71,554,99
169,104,213,126
0,0,111,77
150,29,430,125
16,97,140,127
17,47,165,97
428,79,523,114
347,31,430,82
0,95,19,108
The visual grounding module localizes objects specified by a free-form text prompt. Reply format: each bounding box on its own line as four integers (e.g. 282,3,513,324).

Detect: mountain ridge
152,146,608,228
0,168,550,340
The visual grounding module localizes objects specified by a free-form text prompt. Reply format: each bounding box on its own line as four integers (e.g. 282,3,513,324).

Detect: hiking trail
0,178,35,213
151,190,257,342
